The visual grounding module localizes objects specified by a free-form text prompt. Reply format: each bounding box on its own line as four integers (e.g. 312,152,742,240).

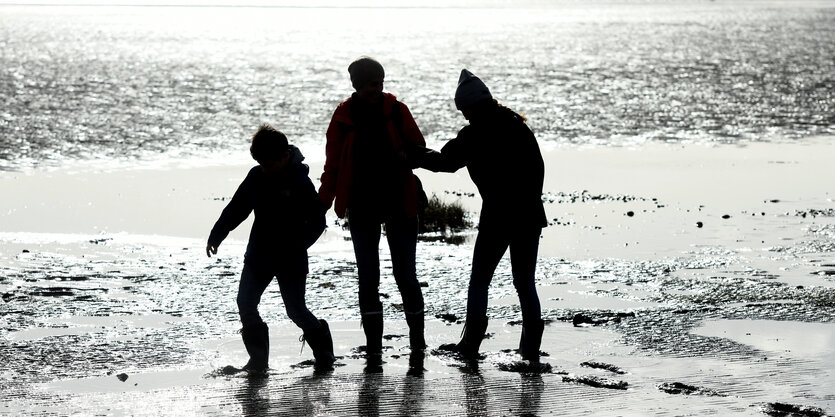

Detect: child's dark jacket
208,146,325,274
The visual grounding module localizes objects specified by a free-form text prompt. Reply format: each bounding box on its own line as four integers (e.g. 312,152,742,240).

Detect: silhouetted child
206,124,334,373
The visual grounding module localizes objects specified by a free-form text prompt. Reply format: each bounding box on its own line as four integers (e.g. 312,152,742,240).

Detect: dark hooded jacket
415,105,547,229
208,146,326,274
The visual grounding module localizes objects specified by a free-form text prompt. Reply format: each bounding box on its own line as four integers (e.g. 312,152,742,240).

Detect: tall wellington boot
519,318,545,362
241,322,269,373
361,311,384,356
404,310,426,350
302,319,336,372
439,316,488,358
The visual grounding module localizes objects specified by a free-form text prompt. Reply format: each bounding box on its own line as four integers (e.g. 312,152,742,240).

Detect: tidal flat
1,139,833,416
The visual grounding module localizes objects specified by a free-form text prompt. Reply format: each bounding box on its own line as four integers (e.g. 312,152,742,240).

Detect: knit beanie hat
348,57,385,89
454,69,492,110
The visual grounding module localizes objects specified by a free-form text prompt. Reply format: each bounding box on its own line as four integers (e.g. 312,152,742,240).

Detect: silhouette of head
455,69,492,110
348,56,385,90
250,124,289,172
349,57,385,103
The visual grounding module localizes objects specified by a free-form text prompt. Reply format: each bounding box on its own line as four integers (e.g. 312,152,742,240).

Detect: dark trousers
348,213,425,315
237,263,320,330
467,225,542,323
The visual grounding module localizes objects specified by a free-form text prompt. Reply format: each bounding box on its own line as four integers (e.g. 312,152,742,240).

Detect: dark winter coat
415,105,547,229
208,146,326,274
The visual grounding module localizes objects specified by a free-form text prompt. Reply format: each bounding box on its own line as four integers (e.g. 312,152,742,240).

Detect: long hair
473,99,527,124
496,100,527,124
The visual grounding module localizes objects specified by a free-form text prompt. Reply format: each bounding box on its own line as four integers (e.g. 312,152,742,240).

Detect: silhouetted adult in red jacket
318,57,426,356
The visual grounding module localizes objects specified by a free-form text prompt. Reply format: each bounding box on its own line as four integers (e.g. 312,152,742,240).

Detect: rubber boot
302,319,336,371
405,310,426,350
439,316,487,358
519,318,545,362
361,311,383,356
241,322,269,373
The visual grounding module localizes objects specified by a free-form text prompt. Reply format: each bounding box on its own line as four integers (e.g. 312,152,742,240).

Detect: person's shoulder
238,165,261,187
246,165,261,176
457,124,475,137
332,97,353,121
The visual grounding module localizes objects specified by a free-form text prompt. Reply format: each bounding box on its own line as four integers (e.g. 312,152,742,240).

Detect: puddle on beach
693,319,835,359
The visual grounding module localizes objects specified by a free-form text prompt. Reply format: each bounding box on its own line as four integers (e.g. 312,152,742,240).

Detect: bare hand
206,244,217,258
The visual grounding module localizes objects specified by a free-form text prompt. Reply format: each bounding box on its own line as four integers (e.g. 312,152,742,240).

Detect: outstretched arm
407,137,467,173
206,171,255,256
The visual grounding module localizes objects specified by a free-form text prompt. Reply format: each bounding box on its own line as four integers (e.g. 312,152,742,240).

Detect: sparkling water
1,2,833,170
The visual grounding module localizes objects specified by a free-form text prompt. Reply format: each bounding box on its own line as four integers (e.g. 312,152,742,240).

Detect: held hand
206,244,217,258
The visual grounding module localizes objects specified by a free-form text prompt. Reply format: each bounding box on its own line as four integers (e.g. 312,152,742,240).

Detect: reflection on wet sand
519,373,545,416
235,375,269,417
459,362,488,417
397,373,426,416
358,372,381,417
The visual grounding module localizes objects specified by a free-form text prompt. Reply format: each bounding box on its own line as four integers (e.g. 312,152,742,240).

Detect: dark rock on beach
658,382,724,397
761,402,827,417
572,312,635,327
436,313,459,324
580,361,626,375
116,373,128,382
496,360,554,374
562,375,628,390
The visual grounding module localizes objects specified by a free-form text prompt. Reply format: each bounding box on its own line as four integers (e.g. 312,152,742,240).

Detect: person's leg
349,214,384,314
237,264,273,327
385,216,423,313
275,271,320,331
509,227,544,362
466,226,510,321
385,216,426,349
236,264,273,371
509,227,542,323
277,269,336,370
349,213,384,353
440,226,509,356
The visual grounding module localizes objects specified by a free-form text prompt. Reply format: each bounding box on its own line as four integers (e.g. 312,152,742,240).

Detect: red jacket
319,93,425,219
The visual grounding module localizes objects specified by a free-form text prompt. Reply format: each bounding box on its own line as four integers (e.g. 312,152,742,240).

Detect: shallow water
1,2,834,170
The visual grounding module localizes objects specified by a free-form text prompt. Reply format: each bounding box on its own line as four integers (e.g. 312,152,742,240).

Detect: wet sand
1,138,834,416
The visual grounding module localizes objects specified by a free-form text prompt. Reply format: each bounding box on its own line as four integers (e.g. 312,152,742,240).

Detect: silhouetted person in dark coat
207,124,334,374
413,70,547,362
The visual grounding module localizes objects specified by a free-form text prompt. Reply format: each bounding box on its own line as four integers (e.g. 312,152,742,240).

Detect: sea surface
1,1,833,170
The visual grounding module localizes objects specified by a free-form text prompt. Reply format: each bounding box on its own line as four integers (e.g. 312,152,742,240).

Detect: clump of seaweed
418,194,472,236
